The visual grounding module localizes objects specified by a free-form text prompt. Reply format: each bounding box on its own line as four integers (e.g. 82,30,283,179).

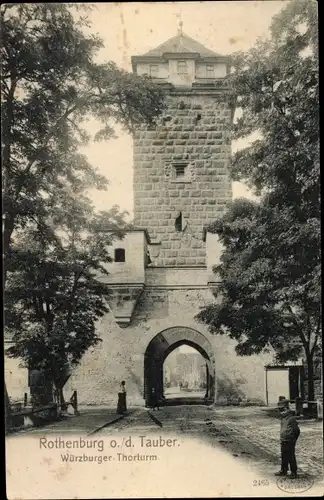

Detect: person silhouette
274,398,300,479
150,387,159,411
117,381,127,414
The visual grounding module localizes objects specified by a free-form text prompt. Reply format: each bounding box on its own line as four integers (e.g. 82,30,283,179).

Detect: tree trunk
54,384,67,412
306,353,315,402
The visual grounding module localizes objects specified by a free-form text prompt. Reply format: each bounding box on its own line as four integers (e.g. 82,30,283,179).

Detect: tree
197,199,321,400
196,0,320,401
1,4,165,277
2,4,165,405
5,196,128,407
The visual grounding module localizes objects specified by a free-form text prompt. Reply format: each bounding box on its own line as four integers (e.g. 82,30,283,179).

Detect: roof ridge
139,32,221,58
143,34,180,56
180,32,213,49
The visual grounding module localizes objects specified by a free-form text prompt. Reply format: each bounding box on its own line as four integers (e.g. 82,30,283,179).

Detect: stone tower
64,32,273,407
131,32,232,266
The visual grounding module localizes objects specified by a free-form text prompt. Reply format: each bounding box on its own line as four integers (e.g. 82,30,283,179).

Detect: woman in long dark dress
117,381,127,414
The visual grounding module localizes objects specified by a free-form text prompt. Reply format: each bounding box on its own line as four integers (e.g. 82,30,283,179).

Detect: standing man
275,398,300,479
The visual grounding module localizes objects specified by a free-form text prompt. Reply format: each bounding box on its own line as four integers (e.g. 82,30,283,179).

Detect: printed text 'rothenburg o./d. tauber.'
39,436,181,464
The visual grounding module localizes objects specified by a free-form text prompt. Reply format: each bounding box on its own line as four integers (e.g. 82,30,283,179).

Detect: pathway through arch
143,327,215,407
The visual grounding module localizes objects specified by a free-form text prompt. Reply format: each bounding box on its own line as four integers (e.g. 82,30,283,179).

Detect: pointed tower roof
141,32,221,58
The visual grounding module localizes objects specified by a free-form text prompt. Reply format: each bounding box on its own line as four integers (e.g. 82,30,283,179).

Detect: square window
171,162,192,183
149,64,159,77
114,248,125,262
177,60,188,75
206,64,214,77
175,164,186,177
169,162,192,183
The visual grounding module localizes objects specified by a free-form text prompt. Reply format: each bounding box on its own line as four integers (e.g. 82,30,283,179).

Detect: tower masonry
64,32,275,407
132,33,232,266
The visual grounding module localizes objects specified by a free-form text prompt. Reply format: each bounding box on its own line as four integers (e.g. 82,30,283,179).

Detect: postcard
3,1,322,498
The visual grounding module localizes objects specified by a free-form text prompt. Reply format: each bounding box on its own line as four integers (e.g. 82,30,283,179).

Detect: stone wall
64,285,273,406
133,92,232,266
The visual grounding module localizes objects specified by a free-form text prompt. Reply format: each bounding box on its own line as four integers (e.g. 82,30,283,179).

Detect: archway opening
144,327,215,407
164,344,208,403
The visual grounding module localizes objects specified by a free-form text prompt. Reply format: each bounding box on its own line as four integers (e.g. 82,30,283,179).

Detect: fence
6,390,79,432
294,397,323,419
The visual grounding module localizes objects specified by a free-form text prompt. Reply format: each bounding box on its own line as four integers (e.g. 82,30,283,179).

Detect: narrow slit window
175,212,187,232
114,248,125,262
175,212,183,232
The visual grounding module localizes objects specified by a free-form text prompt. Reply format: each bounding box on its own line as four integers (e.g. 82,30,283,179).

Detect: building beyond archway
144,327,215,406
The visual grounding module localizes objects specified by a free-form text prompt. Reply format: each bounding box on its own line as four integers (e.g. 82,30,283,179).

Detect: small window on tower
175,164,186,178
171,162,191,183
149,65,159,77
177,60,188,75
206,64,214,77
114,248,125,262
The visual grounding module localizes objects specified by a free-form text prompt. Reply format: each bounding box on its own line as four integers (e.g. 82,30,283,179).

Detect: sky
80,1,288,217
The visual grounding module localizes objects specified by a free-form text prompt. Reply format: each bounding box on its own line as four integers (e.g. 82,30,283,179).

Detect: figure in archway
150,387,160,411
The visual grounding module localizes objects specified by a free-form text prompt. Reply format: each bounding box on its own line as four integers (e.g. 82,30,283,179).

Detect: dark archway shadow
144,327,215,407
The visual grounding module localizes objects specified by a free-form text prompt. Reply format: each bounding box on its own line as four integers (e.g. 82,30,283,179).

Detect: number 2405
253,480,269,486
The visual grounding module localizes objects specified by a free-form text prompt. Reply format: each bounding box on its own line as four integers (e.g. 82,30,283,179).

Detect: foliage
197,0,320,399
1,3,165,265
2,4,165,395
216,375,246,402
5,198,129,390
198,199,321,359
229,0,318,202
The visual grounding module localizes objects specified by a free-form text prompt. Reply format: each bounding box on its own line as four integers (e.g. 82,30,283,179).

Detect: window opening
114,248,125,262
149,64,159,77
206,64,214,77
175,213,183,232
175,212,187,232
175,164,186,178
177,60,188,75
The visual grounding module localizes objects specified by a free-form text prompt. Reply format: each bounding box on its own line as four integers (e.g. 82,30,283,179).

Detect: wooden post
74,390,78,414
265,368,268,406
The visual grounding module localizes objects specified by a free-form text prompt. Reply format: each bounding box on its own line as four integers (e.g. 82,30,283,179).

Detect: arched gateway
144,327,215,406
